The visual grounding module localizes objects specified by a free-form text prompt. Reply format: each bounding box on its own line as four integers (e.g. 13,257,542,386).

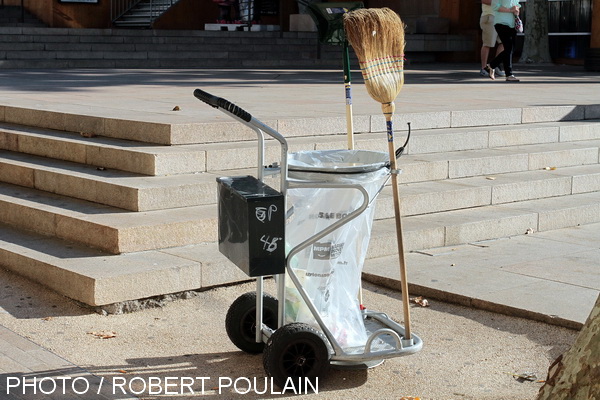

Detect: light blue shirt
492,0,521,28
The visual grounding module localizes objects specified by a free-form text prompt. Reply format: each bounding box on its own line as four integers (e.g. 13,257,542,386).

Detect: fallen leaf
525,228,535,234
411,296,429,307
96,167,106,171
116,369,128,374
486,176,496,180
80,132,97,138
172,106,181,111
88,330,117,339
543,166,557,170
506,371,540,382
42,317,53,321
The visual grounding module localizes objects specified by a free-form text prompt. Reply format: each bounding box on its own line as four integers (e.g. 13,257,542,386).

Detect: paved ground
0,63,599,399
0,266,581,400
0,64,599,125
364,223,600,331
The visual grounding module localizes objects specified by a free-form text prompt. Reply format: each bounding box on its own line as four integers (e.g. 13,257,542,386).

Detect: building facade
4,0,599,66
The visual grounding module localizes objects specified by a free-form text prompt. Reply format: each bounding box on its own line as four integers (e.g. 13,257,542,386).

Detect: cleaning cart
194,88,422,389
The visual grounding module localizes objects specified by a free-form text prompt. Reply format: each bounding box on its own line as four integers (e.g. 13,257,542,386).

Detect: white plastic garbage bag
284,150,389,349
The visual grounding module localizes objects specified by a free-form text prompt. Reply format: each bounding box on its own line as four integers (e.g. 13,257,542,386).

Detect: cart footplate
330,311,423,363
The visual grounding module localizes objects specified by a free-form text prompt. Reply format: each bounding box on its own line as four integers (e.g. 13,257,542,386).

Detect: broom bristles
343,8,405,105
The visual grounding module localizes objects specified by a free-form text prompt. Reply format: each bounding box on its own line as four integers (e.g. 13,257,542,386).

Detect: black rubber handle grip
395,122,411,160
194,88,252,122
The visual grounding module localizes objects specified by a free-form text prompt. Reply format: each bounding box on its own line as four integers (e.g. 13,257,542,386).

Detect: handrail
111,0,141,22
150,0,177,24
111,0,178,26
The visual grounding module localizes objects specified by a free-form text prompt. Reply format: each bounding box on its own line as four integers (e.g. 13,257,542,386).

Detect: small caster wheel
263,322,330,390
225,291,278,353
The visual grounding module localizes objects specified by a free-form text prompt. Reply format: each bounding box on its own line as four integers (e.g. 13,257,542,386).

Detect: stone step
1,135,598,212
0,41,328,52
407,120,600,154
370,191,600,257
1,189,599,309
375,164,600,219
0,26,470,69
0,26,319,40
0,117,600,177
0,33,323,47
0,223,245,307
0,122,206,176
203,136,600,179
0,27,346,69
1,161,598,254
362,220,600,330
0,105,212,146
5,119,599,180
0,150,218,211
433,140,600,179
2,100,598,146
0,183,216,254
0,99,597,308
1,41,325,53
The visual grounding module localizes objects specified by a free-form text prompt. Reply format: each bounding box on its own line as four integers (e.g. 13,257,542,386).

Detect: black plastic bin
216,175,285,277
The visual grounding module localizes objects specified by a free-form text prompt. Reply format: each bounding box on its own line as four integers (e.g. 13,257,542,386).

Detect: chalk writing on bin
255,205,278,223
260,235,281,253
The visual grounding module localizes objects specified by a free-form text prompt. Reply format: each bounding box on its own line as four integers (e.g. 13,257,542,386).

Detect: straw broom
344,8,412,341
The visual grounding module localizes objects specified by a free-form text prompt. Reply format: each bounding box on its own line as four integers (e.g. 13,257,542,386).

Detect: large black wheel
225,291,278,354
263,323,330,390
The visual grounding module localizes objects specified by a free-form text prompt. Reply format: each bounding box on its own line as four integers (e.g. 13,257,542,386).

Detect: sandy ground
0,267,577,400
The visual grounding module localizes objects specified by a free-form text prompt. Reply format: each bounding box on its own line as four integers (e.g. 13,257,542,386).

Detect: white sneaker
495,67,506,77
480,68,489,77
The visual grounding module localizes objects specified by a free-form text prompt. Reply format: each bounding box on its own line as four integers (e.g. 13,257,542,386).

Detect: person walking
484,0,521,82
480,0,505,77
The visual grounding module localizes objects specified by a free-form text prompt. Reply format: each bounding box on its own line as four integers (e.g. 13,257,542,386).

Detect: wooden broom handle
343,41,355,151
382,102,412,340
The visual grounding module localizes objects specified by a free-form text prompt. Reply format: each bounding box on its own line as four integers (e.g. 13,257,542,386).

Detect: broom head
343,8,405,105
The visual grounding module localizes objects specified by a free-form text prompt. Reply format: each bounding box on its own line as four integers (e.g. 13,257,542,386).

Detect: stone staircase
0,26,345,69
0,104,599,311
0,26,473,69
113,0,182,28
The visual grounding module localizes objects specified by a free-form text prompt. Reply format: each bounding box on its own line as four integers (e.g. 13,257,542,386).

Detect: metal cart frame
195,88,422,388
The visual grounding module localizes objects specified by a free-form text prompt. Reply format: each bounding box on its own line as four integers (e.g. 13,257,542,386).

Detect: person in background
480,0,505,77
484,0,521,82
214,0,238,23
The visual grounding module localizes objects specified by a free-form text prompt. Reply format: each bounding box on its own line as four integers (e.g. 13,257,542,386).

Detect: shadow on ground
0,64,597,94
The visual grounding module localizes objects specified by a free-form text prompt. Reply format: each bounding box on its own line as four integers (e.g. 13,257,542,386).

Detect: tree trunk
536,294,600,400
519,0,552,63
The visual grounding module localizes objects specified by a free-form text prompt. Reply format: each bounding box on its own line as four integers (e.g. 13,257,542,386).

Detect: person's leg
480,14,496,72
502,28,517,76
481,45,490,70
494,42,505,76
490,24,512,71
494,24,514,75
495,43,505,58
